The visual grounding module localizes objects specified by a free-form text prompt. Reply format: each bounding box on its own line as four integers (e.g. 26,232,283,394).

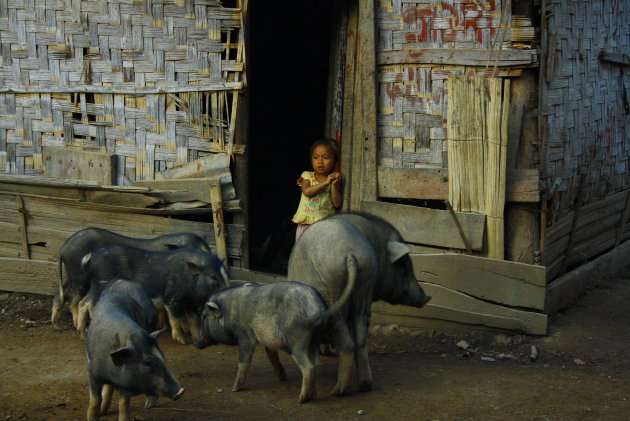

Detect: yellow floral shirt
292,171,337,225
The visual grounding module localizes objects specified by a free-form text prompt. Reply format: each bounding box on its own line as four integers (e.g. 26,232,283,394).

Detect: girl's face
311,144,336,176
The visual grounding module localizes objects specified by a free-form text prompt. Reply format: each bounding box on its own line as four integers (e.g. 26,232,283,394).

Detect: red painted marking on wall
407,67,415,80
406,33,417,43
385,84,404,100
409,52,423,59
442,29,458,43
416,8,435,18
403,5,416,24
418,18,429,42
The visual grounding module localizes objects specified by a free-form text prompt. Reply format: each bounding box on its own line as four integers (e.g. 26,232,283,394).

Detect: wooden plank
85,191,161,208
377,167,540,202
0,193,245,259
378,48,537,66
373,282,547,335
155,153,230,180
410,253,546,310
42,147,116,185
377,167,448,200
0,82,244,94
358,0,378,203
133,176,236,202
546,238,630,315
16,196,30,259
361,200,485,250
506,169,540,202
0,258,57,295
0,181,84,200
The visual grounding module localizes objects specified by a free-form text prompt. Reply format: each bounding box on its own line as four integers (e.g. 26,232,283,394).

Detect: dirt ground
1,277,629,421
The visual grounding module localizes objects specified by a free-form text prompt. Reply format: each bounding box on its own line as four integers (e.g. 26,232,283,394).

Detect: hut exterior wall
540,0,630,279
0,1,245,182
376,0,536,170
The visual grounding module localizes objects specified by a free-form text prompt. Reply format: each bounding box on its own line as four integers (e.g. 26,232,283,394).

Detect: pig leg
330,321,356,396
76,298,92,339
186,311,200,341
87,382,103,421
118,394,131,421
70,297,81,328
264,347,287,381
354,317,373,392
50,295,63,329
165,306,187,345
291,347,318,403
99,384,113,414
233,341,257,392
144,395,157,408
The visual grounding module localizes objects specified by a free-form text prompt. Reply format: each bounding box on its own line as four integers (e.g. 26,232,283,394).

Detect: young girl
292,138,343,241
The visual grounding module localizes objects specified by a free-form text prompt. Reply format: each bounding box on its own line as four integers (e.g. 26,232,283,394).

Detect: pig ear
387,241,411,264
207,301,222,319
110,346,135,366
186,261,201,273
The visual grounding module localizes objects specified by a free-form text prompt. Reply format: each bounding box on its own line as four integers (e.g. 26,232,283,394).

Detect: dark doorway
248,1,334,274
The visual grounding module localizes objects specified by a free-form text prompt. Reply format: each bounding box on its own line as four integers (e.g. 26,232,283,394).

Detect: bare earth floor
1,277,629,421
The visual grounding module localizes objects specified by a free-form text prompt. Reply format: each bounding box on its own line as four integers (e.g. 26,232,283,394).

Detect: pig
81,245,229,344
84,279,161,410
51,227,211,329
287,212,431,396
86,279,184,421
193,279,355,403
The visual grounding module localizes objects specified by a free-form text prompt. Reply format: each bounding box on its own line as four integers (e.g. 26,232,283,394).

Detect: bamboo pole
211,183,228,268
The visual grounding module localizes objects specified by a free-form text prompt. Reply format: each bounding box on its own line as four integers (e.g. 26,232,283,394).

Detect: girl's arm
299,177,331,197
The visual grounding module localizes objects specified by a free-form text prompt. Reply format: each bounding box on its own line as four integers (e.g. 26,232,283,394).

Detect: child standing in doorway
292,138,343,241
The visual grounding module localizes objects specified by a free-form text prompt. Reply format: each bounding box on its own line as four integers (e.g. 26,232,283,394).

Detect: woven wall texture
376,0,534,169
541,0,630,224
0,0,245,182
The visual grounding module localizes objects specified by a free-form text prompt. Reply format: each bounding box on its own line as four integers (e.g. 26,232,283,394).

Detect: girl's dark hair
309,138,339,162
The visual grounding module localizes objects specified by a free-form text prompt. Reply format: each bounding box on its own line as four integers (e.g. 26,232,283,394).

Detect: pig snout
193,337,207,349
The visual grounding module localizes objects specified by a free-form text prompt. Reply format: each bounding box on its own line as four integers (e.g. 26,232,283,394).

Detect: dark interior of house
248,1,334,274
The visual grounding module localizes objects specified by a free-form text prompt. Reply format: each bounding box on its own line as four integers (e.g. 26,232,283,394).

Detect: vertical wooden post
211,184,228,268
16,196,30,260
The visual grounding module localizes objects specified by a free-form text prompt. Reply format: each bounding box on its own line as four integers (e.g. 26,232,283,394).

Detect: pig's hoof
330,384,352,397
298,393,315,403
172,332,188,345
145,396,158,408
359,381,373,392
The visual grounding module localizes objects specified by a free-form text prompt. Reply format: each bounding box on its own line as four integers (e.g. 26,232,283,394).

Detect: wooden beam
43,147,116,185
545,238,630,315
154,153,231,180
0,257,57,295
16,196,30,259
378,48,538,66
358,0,378,203
361,200,485,250
410,253,546,310
377,167,448,200
373,282,547,335
133,176,236,203
376,167,539,202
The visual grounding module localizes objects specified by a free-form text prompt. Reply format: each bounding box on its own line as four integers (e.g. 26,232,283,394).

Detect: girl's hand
329,172,341,186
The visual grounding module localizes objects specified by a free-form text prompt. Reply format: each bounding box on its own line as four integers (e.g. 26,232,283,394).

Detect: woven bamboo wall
0,0,245,182
376,0,535,169
541,0,630,224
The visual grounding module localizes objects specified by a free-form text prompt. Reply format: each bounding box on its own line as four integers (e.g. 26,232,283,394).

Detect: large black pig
51,227,211,329
81,245,229,344
86,279,184,421
194,280,354,403
287,212,431,396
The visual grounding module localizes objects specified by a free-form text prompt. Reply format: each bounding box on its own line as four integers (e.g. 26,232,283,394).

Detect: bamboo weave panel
0,0,245,181
541,0,630,225
376,0,533,170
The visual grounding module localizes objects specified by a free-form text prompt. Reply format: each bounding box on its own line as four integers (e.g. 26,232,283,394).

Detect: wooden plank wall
0,191,245,263
540,0,630,281
0,0,247,181
225,254,548,335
